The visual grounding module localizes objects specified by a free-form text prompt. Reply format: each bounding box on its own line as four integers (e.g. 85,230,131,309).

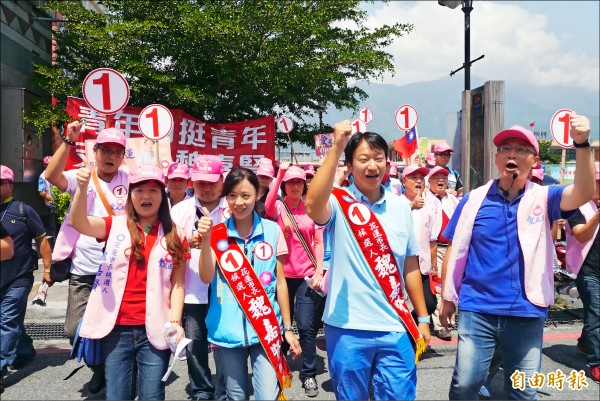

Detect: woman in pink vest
264,162,324,398
69,163,188,400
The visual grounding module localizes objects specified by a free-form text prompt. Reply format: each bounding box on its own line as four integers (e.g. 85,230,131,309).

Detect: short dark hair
220,167,259,198
344,131,388,162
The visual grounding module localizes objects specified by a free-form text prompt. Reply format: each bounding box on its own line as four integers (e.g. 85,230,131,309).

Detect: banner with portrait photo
64,97,275,172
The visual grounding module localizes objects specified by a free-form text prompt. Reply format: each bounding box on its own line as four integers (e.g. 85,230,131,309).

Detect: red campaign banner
64,97,275,171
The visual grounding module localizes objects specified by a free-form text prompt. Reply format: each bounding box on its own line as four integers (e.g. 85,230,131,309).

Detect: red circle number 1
550,109,574,149
92,72,111,111
145,107,160,138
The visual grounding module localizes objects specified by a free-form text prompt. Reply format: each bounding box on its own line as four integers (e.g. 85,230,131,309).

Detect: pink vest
443,180,555,307
79,216,177,350
565,201,598,275
52,171,128,261
403,191,442,275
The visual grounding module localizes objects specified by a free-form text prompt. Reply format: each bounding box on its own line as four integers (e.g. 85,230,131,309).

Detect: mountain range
318,75,599,143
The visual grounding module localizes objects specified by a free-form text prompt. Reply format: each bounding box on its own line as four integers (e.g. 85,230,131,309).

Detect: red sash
210,223,292,399
332,188,426,362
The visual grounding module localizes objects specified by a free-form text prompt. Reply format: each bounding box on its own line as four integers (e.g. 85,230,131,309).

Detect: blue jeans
0,285,34,376
183,303,214,399
450,311,544,400
286,277,319,380
325,325,417,400
213,344,279,400
576,274,600,367
102,325,171,400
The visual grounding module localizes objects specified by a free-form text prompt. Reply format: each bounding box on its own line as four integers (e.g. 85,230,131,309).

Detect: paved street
1,271,598,400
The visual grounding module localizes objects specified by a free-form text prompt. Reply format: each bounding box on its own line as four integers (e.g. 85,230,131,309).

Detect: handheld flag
393,126,418,160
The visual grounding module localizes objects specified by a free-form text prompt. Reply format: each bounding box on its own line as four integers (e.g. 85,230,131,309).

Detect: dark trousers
285,277,320,380
411,273,438,322
65,273,95,342
182,303,214,399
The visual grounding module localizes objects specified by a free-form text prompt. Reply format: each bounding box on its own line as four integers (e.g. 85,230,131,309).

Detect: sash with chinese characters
210,223,292,400
332,188,426,362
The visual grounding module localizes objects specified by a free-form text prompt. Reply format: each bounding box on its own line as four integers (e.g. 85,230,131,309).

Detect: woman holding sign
69,163,188,400
198,167,300,400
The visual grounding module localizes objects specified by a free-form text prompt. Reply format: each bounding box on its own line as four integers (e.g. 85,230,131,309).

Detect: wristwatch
283,326,294,333
573,139,590,149
417,316,431,324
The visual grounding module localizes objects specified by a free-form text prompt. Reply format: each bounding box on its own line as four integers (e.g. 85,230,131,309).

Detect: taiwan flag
393,126,418,160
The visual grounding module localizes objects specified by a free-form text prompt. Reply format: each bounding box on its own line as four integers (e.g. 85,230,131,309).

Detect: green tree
27,0,412,146
538,140,562,164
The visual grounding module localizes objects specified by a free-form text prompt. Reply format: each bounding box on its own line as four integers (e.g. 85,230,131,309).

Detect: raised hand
279,161,290,171
196,207,213,238
411,190,424,210
333,120,353,151
66,120,83,142
76,157,92,189
569,112,590,145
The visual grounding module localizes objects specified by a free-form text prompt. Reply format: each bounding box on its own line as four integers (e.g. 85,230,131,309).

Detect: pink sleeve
275,225,288,256
313,226,324,275
265,168,286,219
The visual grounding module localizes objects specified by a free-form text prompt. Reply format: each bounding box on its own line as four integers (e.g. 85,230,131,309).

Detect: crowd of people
0,113,598,400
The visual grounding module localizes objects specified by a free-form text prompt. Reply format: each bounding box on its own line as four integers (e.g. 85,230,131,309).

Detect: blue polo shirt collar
347,183,387,207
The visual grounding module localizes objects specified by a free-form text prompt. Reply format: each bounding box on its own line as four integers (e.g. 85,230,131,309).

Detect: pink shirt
273,199,322,278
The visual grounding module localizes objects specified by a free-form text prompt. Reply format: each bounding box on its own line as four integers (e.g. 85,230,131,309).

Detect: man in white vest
566,162,599,383
45,121,128,394
170,155,229,400
440,113,595,399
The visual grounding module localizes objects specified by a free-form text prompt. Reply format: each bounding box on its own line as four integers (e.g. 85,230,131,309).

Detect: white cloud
364,1,599,89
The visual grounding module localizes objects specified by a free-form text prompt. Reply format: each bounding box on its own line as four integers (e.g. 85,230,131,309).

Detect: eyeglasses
96,146,125,157
496,146,534,155
435,153,452,158
429,176,448,181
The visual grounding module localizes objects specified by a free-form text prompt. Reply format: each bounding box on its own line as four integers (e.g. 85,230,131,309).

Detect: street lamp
438,0,484,91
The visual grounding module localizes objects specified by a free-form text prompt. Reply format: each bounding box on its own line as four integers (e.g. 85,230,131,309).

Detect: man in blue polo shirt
439,113,595,400
306,121,430,400
1,165,52,393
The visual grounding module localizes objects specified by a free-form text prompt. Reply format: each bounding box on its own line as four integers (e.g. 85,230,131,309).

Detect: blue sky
359,1,599,90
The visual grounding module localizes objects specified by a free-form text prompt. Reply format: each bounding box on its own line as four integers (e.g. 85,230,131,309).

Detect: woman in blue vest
197,167,301,400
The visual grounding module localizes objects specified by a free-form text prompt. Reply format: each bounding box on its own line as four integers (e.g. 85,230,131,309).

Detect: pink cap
493,125,539,155
531,168,544,182
129,163,166,187
256,158,274,178
304,165,316,177
43,156,53,165
167,162,190,180
402,164,430,179
96,128,126,148
191,155,223,182
425,153,436,167
1,165,14,182
283,166,306,182
434,142,454,153
427,166,450,179
389,162,398,176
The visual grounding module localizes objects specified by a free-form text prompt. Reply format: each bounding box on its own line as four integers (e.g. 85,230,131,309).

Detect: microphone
500,173,518,198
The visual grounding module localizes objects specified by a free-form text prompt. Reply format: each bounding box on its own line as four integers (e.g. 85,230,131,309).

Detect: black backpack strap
19,201,32,235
